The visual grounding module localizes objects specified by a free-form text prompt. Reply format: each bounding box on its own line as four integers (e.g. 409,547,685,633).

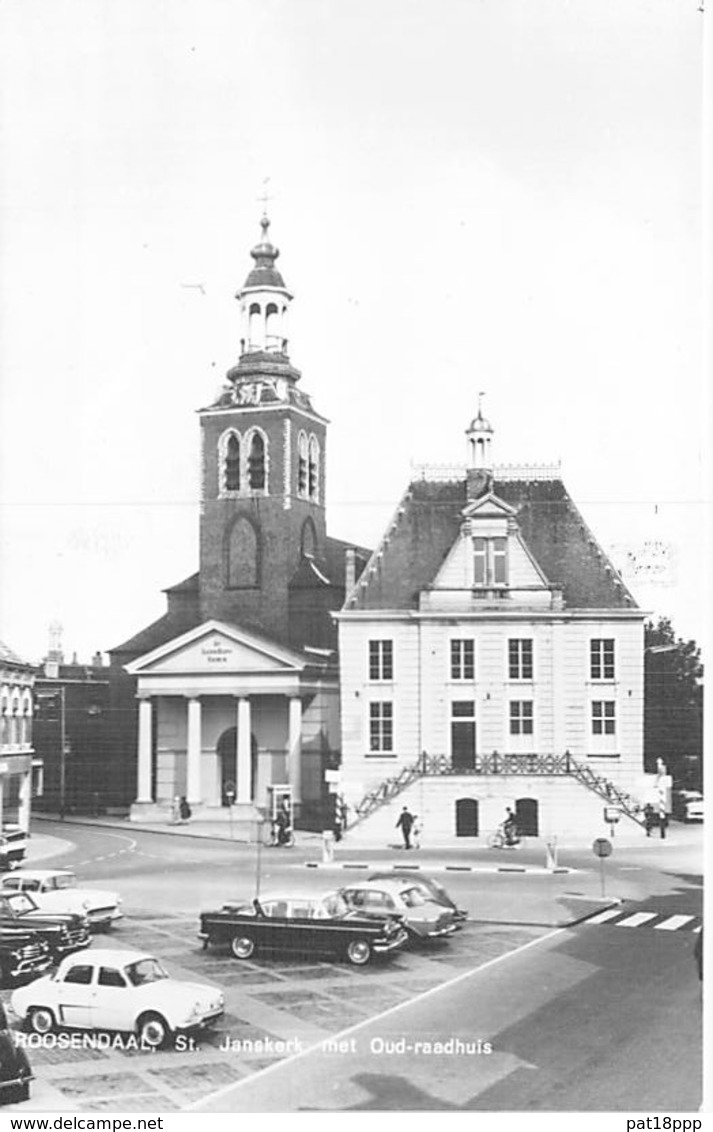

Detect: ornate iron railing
349,749,646,830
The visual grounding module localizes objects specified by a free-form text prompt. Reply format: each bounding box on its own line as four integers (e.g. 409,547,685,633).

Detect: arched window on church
308,435,320,501
248,303,262,350
247,431,267,491
226,517,259,589
297,431,308,497
225,433,241,492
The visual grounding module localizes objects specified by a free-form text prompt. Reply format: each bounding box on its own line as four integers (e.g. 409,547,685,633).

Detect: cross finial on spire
257,177,272,217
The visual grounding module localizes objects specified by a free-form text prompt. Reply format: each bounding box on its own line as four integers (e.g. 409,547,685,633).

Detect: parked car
0,926,53,987
1,871,122,928
338,879,458,941
0,1000,32,1105
367,872,468,926
0,826,27,871
0,891,91,959
672,790,704,823
10,948,224,1050
200,892,409,966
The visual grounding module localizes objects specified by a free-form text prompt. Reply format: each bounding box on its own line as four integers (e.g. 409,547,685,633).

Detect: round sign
592,837,613,858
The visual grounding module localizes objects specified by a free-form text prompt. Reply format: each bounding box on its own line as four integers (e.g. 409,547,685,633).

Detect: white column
17,771,31,833
186,697,202,805
236,697,252,803
136,697,153,804
287,696,302,803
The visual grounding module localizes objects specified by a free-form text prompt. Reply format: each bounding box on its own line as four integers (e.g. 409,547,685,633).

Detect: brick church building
108,216,368,827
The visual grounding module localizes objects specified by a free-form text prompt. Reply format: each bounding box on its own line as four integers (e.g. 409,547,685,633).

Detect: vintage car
0,891,91,959
199,892,409,966
0,925,53,987
0,826,27,871
338,879,458,940
10,948,224,1050
1,870,122,928
367,871,468,926
672,790,704,823
0,1000,32,1106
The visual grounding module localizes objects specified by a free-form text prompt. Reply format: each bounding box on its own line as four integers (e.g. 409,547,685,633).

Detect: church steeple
236,213,293,359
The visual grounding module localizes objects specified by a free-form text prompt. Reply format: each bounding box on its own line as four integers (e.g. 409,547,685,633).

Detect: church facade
110,217,368,826
336,409,649,843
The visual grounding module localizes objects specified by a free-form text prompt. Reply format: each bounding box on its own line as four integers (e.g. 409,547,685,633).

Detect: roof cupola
235,213,294,359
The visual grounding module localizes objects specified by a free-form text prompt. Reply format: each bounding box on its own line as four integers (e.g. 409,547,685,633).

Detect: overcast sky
0,0,707,665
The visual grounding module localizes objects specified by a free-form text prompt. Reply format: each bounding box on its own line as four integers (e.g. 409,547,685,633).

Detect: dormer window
473,537,508,586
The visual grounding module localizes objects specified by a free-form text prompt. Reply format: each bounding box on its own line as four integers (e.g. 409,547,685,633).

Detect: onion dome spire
243,214,286,289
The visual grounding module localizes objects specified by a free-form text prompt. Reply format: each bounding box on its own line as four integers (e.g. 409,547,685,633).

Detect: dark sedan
0,892,90,959
199,892,408,966
0,1001,32,1105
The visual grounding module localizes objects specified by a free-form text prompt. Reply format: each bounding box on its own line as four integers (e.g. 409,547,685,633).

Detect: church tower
198,215,328,643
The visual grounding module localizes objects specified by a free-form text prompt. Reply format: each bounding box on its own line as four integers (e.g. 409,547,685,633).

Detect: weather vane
258,177,272,216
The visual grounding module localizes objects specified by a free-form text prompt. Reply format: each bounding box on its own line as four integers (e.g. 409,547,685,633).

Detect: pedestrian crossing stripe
581,908,701,931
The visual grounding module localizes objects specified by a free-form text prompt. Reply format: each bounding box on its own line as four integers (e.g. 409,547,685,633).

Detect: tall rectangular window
451,640,475,680
369,640,393,681
473,538,508,586
369,702,393,752
508,639,533,680
592,701,616,735
590,639,615,680
509,701,534,735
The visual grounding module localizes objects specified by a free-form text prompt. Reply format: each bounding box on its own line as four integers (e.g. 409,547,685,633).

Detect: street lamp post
59,687,67,820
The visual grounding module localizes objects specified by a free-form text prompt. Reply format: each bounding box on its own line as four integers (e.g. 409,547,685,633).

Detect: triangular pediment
462,492,517,520
125,620,307,677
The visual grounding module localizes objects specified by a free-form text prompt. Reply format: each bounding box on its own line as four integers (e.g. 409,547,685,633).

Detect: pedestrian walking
179,796,192,823
658,799,668,840
396,806,415,849
643,803,656,837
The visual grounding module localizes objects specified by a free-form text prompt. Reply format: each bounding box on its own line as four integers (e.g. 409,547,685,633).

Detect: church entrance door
216,727,257,805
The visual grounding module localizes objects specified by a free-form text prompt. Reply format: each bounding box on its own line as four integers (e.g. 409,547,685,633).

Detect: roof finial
257,177,272,223
477,391,486,420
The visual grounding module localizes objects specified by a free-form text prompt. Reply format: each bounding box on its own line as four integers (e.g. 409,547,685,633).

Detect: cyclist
503,807,519,846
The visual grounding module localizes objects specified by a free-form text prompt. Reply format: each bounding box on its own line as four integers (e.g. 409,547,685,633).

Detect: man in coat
396,806,415,849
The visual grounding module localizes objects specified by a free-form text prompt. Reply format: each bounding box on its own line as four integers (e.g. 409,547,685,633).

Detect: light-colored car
10,948,224,1049
0,871,122,928
338,879,458,940
673,790,704,823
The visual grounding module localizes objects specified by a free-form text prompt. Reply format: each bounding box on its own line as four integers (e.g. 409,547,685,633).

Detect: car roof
2,869,72,880
58,948,155,968
342,879,418,892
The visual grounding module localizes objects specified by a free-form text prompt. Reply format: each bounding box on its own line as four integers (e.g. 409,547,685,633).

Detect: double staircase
349,750,646,831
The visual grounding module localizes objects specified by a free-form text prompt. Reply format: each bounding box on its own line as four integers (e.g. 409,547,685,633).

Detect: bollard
545,836,558,870
322,830,335,864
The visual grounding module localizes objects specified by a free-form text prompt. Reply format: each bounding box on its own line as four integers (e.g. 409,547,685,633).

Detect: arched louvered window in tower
248,432,266,490
225,434,241,492
226,517,259,588
297,432,308,497
308,436,320,501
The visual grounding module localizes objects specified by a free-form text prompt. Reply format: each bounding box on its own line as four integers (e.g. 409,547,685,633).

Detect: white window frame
450,639,475,681
508,638,534,681
368,639,394,682
368,701,394,754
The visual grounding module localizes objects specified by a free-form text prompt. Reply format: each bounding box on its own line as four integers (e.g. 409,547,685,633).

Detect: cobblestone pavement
3,912,548,1112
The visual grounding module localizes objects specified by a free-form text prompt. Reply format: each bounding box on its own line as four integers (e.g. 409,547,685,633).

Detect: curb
304,861,574,874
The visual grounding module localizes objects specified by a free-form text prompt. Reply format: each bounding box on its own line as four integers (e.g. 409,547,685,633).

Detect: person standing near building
396,806,415,849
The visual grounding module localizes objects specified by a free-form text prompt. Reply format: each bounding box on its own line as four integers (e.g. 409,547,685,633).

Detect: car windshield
52,875,77,890
0,892,38,916
320,894,349,918
124,958,169,986
399,887,429,908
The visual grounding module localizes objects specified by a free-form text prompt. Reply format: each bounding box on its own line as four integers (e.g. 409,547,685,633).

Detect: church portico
126,620,335,824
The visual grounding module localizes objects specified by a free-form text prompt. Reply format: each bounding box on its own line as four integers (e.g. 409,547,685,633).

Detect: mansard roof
346,476,637,612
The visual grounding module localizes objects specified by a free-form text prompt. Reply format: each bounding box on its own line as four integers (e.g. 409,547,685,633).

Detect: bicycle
487,823,520,849
263,820,295,848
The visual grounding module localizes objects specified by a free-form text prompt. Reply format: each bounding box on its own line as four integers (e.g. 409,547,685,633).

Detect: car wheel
346,939,372,966
231,935,256,959
137,1012,170,1049
27,1007,56,1036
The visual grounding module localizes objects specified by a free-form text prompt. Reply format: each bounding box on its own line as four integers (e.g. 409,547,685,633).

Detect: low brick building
0,639,35,833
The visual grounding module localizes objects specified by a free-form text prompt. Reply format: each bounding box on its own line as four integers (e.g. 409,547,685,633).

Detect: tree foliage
644,617,703,786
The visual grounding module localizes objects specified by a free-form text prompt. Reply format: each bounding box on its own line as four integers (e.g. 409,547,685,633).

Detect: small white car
10,948,224,1049
0,871,122,928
